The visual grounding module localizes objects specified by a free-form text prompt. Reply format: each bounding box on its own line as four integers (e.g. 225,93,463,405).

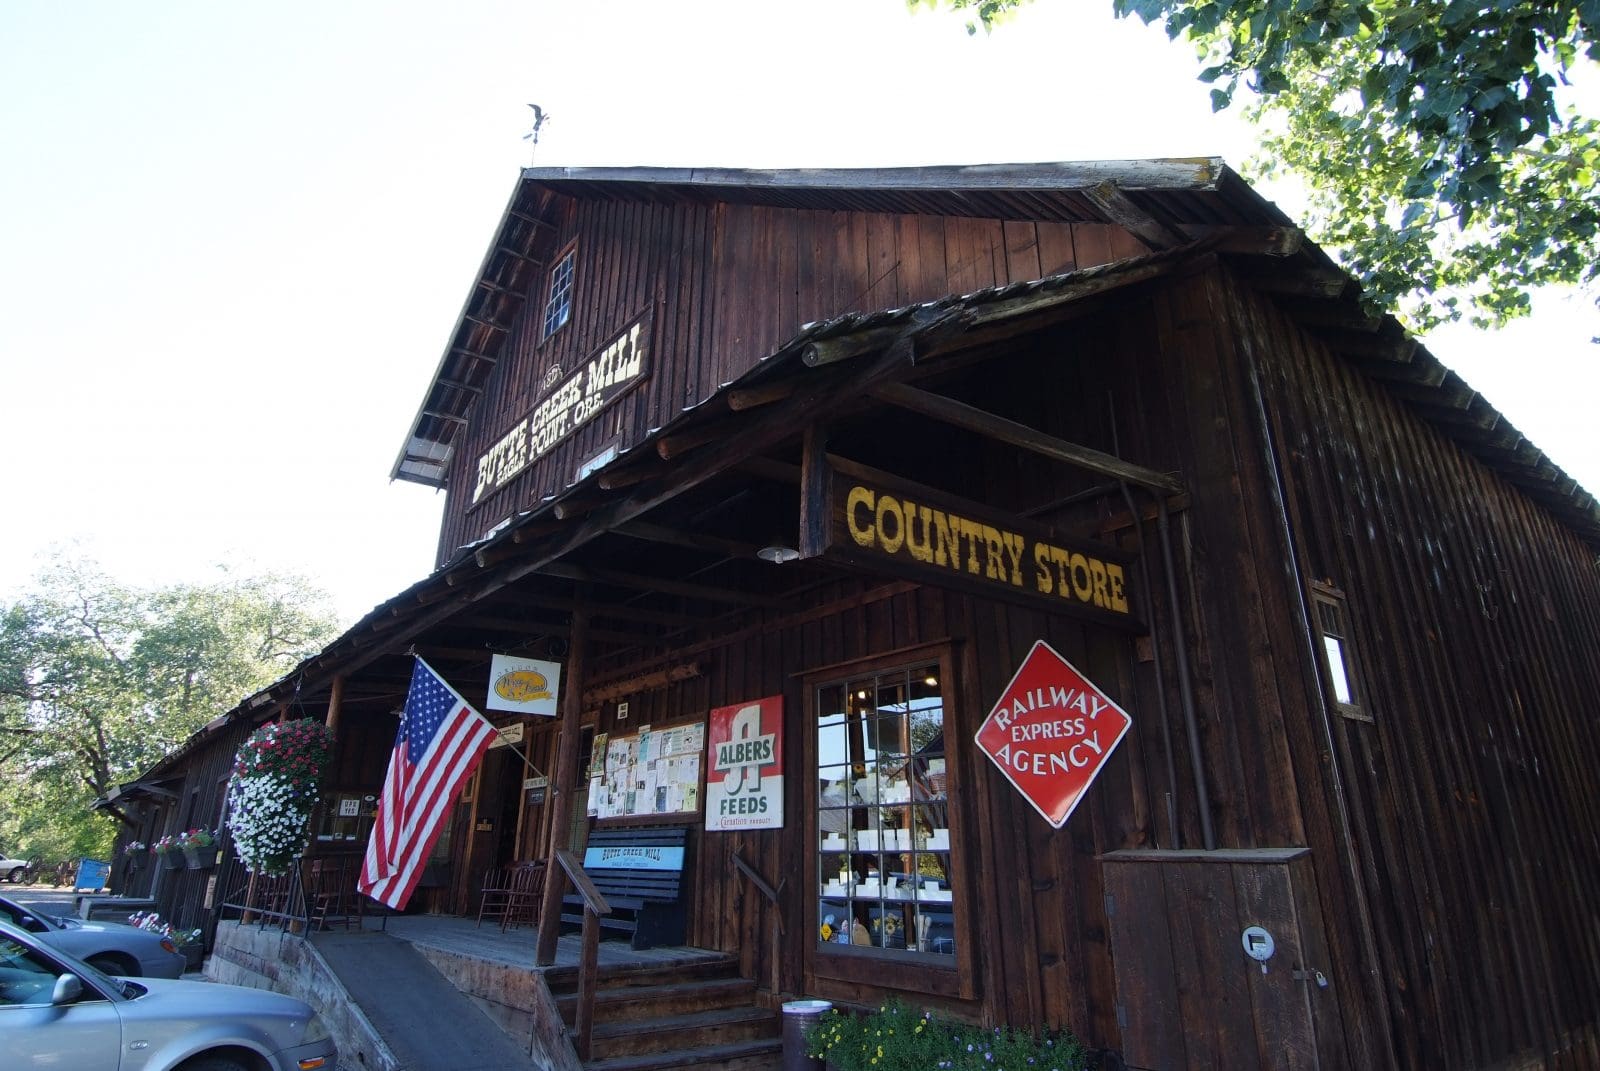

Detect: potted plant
153,835,184,870
177,829,217,870
125,841,148,870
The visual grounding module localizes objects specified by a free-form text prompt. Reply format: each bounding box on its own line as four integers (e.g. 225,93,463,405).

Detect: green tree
915,0,1600,332
0,555,339,859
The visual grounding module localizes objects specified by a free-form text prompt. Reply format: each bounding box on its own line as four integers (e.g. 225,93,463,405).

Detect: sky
2,0,1594,625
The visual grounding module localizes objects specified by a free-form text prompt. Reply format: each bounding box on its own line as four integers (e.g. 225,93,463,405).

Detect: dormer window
541,246,576,340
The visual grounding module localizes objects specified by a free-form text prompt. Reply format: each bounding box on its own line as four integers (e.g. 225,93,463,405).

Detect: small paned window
1310,582,1369,722
541,247,576,339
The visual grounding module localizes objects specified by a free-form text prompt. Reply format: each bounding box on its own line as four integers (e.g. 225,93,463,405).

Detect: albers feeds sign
975,640,1132,828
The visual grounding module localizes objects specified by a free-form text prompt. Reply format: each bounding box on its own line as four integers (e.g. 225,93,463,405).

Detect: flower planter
182,846,214,870
159,851,184,871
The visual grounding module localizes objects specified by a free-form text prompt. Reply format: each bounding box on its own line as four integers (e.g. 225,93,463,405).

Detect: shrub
807,999,1088,1071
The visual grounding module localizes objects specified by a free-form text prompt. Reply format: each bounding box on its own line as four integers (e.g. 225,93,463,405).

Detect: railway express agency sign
975,640,1132,828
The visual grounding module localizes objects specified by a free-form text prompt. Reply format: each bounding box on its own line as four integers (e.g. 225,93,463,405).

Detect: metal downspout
1155,492,1216,850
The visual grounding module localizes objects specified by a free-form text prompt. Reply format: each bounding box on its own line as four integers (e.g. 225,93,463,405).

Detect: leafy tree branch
913,0,1600,331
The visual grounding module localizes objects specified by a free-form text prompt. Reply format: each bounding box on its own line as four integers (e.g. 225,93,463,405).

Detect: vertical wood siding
1219,268,1600,1068
434,203,1144,558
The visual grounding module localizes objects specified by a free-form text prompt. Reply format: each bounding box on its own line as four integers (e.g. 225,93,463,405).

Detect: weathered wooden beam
422,409,469,425
734,455,803,485
583,662,702,705
1282,299,1383,333
965,257,1179,327
597,462,662,491
553,496,607,521
538,561,786,609
869,382,1184,494
505,209,555,231
728,382,798,410
493,244,542,263
1184,225,1307,256
449,347,498,365
657,417,742,460
435,377,483,395
1082,181,1190,250
801,326,904,367
511,522,562,544
474,587,705,629
475,279,526,297
613,521,762,561
462,313,512,332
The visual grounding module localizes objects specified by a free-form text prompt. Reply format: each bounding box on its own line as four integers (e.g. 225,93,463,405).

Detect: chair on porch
476,861,544,931
306,857,364,931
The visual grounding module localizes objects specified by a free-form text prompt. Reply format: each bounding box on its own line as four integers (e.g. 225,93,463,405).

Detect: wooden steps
545,954,781,1071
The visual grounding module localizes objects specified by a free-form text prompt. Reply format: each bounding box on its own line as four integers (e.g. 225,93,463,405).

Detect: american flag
358,657,498,910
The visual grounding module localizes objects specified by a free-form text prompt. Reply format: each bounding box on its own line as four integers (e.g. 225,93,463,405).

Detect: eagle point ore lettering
844,485,1128,614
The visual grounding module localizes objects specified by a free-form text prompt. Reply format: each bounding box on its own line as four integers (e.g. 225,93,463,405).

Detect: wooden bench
560,826,688,950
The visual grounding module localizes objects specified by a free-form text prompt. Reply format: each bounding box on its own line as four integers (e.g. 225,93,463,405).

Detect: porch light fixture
756,542,800,564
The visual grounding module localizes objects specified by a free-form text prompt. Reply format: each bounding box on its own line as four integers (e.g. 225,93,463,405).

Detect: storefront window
816,661,954,962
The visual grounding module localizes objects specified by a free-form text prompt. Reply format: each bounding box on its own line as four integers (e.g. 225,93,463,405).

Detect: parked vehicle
0,895,185,979
0,919,336,1070
0,850,28,883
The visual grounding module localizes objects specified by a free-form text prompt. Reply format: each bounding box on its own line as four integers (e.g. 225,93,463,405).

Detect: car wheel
5,867,21,883
85,953,137,977
178,1057,250,1071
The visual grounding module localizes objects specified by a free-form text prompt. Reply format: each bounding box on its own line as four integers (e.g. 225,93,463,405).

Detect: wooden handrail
731,850,786,997
555,849,611,916
553,849,610,1060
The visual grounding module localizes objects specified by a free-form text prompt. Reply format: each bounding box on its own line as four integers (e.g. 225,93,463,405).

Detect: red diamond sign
974,640,1133,828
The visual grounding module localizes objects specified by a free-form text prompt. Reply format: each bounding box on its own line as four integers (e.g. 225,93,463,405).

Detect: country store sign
472,313,652,504
975,640,1132,828
803,456,1140,631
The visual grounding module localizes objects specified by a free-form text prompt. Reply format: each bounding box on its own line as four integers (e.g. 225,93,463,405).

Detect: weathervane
524,104,550,164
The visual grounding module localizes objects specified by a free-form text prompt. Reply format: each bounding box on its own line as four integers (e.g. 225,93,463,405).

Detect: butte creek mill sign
471,313,651,505
974,640,1132,828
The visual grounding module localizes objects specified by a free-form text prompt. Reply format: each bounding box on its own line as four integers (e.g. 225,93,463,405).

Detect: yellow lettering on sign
842,483,1128,615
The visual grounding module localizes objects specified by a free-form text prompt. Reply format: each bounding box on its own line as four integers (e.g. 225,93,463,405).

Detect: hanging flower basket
226,719,333,877
162,851,185,871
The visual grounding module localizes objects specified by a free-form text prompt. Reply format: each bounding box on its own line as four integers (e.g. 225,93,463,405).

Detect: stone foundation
207,920,398,1071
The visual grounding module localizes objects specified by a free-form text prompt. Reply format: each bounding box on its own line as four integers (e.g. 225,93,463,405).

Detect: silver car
0,919,336,1070
0,894,187,978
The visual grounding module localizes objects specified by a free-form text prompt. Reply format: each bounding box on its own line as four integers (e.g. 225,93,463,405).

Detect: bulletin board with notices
588,720,706,820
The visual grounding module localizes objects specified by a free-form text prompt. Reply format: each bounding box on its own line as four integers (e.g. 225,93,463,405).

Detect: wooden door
1103,848,1347,1070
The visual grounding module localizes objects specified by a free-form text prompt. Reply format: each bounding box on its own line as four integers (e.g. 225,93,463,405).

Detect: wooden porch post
324,675,344,735
536,595,588,966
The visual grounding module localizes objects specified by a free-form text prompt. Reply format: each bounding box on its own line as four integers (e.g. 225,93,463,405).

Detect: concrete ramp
314,929,541,1070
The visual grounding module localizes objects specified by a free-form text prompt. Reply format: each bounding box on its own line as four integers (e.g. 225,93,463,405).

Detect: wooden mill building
113,160,1600,1070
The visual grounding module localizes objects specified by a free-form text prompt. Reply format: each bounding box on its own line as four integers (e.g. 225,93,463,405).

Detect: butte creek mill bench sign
975,640,1133,828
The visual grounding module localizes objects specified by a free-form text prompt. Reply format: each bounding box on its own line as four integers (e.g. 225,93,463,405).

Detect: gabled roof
388,159,1596,544
390,159,1289,488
